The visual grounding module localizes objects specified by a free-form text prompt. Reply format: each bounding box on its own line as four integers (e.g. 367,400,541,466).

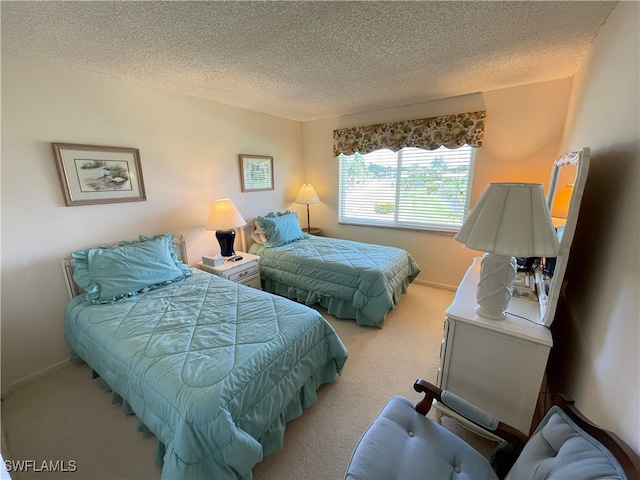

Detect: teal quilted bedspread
249,236,420,327
64,269,348,479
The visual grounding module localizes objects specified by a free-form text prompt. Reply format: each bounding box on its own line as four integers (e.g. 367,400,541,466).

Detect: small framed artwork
52,143,147,206
239,154,274,192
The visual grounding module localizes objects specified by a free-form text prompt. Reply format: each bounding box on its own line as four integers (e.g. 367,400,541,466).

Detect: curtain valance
333,110,486,156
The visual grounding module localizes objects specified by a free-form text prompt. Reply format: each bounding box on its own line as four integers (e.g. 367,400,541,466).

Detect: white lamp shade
294,184,320,204
205,199,246,231
455,183,560,258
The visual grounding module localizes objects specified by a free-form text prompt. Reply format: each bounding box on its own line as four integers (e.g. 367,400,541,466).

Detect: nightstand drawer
227,262,259,283
241,274,261,290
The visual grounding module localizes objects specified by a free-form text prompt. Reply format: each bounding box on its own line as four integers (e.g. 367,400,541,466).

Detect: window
338,145,475,232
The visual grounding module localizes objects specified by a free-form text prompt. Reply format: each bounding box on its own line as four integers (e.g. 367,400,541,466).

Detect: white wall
1,56,303,389
302,79,572,289
553,1,639,452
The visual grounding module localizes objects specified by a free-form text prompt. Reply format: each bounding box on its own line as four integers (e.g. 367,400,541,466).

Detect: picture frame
239,154,274,192
52,143,147,206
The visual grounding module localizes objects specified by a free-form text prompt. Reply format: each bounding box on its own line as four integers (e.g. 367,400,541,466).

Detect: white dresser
435,257,552,434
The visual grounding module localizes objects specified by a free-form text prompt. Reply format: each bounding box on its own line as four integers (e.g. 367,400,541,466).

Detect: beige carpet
1,283,497,480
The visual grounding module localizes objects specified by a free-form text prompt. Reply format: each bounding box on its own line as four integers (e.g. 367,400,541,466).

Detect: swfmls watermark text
4,459,77,473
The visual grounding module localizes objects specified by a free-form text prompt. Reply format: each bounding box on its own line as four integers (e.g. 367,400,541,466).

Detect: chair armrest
413,379,528,449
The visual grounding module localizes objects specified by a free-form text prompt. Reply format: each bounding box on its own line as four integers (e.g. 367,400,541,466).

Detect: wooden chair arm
413,378,443,415
413,379,528,449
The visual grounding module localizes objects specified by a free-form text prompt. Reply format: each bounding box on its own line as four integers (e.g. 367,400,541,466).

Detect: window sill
338,221,458,236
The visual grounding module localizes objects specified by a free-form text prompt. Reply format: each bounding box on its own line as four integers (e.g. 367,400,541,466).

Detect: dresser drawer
226,262,259,283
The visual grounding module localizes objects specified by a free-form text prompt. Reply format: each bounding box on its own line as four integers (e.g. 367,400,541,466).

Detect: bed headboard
60,234,188,301
240,219,257,253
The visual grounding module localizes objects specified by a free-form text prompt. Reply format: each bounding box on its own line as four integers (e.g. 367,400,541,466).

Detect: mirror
538,147,590,327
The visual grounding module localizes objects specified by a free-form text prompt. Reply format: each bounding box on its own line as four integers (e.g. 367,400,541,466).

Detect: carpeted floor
1,283,498,480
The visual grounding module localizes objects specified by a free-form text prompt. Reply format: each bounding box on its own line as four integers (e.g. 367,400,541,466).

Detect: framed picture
52,143,146,206
239,154,274,192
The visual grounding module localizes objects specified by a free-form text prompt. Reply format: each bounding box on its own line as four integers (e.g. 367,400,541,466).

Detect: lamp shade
294,184,320,205
455,183,560,258
205,199,246,231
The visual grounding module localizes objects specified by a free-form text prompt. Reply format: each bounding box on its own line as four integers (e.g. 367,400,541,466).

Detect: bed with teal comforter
248,235,420,327
64,268,348,479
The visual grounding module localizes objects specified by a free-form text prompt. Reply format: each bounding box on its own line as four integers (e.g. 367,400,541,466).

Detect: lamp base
476,253,517,320
216,229,236,258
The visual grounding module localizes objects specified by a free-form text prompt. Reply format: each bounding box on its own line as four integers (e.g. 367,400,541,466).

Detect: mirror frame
539,147,590,327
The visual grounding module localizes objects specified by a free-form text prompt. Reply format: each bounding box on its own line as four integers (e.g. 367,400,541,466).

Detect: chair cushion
345,396,498,480
506,406,628,480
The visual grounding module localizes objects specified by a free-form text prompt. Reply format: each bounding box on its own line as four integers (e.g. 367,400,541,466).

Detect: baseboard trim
1,358,72,399
413,278,457,291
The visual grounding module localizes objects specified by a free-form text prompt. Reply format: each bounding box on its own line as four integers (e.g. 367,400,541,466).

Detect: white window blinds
338,146,475,232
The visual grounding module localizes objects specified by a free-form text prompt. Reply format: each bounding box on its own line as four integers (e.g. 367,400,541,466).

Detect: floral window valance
333,110,486,156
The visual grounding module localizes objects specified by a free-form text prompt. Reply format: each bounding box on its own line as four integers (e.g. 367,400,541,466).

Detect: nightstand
198,252,261,289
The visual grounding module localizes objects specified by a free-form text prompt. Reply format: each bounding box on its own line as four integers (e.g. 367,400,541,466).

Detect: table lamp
454,183,560,320
205,199,246,258
294,183,320,232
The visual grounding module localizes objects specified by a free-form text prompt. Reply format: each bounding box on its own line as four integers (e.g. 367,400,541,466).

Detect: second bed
247,212,421,327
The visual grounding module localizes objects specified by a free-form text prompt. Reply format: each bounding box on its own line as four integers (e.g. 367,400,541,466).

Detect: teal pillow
255,211,285,241
71,233,191,304
256,211,306,247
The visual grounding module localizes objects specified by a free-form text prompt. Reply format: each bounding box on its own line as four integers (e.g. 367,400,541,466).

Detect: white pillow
251,224,267,244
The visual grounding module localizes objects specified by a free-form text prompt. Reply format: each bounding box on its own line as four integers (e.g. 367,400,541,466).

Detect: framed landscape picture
52,143,146,206
239,154,274,192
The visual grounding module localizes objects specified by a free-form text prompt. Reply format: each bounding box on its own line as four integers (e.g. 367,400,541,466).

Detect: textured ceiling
1,1,616,122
